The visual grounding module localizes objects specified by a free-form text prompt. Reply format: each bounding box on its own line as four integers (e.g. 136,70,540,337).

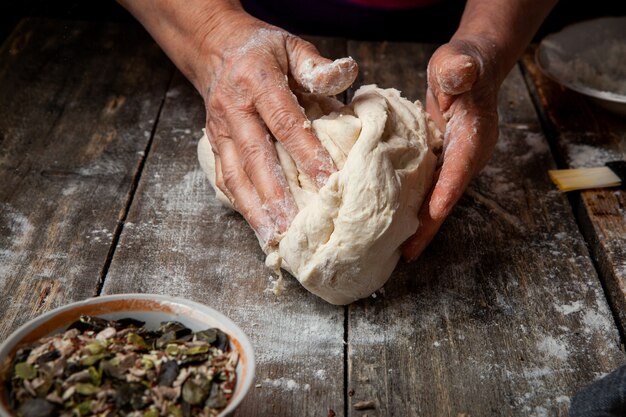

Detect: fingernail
257,227,274,248
429,195,449,220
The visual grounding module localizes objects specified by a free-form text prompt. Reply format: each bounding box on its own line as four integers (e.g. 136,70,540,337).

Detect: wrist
119,0,250,95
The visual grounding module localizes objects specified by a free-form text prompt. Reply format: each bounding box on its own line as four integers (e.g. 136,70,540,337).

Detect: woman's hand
401,0,557,261
402,36,500,261
118,0,358,245
200,11,358,244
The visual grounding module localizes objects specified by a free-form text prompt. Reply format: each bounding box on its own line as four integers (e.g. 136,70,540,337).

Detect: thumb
286,36,358,96
428,44,479,112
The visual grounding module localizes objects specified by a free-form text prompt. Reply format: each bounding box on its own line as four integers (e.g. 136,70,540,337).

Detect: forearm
454,0,558,84
117,0,245,93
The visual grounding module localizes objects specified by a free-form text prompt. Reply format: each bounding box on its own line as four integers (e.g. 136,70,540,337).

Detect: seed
353,400,376,410
15,362,37,380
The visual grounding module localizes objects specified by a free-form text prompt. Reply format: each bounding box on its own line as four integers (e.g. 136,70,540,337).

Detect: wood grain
0,19,173,339
521,49,626,338
345,41,625,417
2,18,624,417
101,39,349,417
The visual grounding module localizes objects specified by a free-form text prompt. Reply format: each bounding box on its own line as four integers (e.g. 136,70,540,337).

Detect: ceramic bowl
0,294,255,417
536,16,626,115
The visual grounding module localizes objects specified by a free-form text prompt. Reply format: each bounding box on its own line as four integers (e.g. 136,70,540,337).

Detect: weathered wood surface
521,49,626,338
345,41,625,417
2,18,626,417
0,19,172,339
100,39,349,417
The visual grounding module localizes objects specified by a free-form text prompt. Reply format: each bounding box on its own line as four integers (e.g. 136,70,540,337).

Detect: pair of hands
199,11,499,259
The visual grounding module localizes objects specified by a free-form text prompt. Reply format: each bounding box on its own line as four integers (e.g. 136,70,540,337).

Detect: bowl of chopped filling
0,294,255,417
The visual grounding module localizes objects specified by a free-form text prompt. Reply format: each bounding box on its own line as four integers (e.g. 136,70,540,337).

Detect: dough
198,85,442,305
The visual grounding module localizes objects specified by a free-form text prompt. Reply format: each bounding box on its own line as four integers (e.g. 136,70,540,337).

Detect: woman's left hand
402,36,501,261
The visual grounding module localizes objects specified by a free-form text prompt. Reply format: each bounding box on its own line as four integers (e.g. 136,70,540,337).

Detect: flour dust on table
198,85,442,304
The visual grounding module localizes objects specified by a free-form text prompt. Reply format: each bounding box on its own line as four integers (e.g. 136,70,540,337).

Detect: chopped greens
7,315,238,417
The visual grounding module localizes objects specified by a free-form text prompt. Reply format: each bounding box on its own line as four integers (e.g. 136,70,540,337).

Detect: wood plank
346,41,624,417
0,18,173,339
521,48,626,338
101,38,349,417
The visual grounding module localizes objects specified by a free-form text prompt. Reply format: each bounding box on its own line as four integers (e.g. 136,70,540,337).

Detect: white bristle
549,167,621,192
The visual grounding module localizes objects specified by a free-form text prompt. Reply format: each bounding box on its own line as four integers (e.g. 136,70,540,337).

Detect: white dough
198,85,442,305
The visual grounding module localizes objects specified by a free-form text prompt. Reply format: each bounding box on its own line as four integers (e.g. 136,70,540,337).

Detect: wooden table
1,18,626,417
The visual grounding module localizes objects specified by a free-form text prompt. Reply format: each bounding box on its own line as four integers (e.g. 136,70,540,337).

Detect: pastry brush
549,161,626,192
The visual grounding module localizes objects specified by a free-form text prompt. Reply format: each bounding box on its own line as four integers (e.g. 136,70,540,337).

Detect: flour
163,170,209,215
537,335,569,361
546,39,626,99
246,304,342,365
298,57,358,96
554,301,583,315
1,204,33,244
261,377,311,392
519,132,550,161
0,204,34,283
314,369,327,380
581,309,614,335
565,143,622,168
231,28,284,58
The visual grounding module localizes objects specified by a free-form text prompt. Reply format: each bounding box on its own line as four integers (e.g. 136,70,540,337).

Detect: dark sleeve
570,365,626,417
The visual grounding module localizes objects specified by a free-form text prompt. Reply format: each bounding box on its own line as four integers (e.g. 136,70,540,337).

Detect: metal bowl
536,16,626,115
0,294,255,417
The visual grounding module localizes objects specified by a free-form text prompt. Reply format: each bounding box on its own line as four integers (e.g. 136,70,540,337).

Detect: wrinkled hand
200,12,358,244
402,37,500,261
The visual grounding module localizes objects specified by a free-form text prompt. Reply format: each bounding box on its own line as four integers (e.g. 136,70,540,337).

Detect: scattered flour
566,143,622,168
516,133,550,162
262,377,311,392
314,369,327,380
529,406,549,417
555,301,583,315
164,169,214,215
62,184,78,196
555,395,571,406
581,309,614,335
76,159,124,176
537,336,569,361
0,204,34,284
1,204,33,242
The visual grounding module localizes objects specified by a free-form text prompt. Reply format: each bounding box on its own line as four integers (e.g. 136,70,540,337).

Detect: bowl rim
0,293,255,417
535,16,626,105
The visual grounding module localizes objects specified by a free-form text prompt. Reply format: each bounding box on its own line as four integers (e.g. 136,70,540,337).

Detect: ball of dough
198,85,442,305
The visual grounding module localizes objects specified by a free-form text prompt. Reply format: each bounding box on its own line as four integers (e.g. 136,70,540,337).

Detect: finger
213,153,235,204
428,100,497,220
255,77,336,188
428,47,479,112
214,136,277,245
425,87,446,133
225,109,298,231
435,54,478,95
429,134,476,221
401,177,443,262
286,36,358,96
403,107,490,261
203,126,237,205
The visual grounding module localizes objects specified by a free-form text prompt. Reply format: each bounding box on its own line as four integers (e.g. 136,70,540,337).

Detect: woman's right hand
119,0,358,244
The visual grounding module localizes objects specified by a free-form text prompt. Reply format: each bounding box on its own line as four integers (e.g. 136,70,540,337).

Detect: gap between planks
95,69,176,296
518,59,626,349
